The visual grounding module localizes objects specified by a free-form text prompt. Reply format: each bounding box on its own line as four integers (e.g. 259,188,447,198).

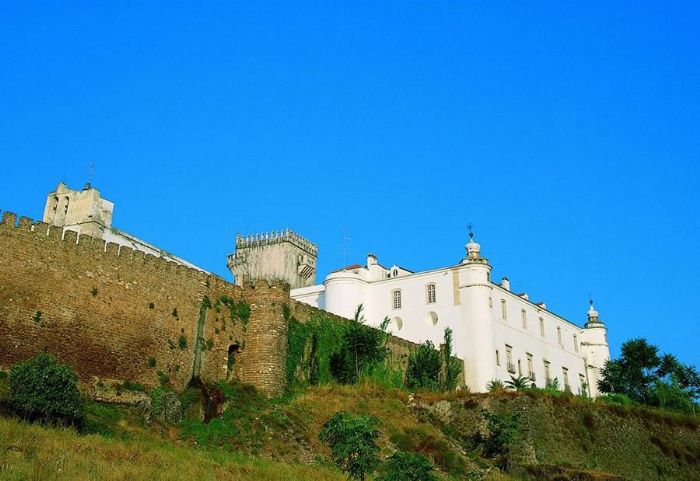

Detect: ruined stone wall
0,211,287,396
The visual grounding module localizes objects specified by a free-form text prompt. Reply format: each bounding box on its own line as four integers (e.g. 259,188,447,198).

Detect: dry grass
0,416,346,481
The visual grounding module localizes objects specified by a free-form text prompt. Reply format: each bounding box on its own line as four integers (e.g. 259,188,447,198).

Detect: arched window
392,317,403,331
539,317,545,337
425,311,438,326
426,284,436,304
392,289,402,310
521,309,527,329
501,299,507,320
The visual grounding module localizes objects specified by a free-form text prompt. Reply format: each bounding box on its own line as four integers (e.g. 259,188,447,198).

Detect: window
544,360,551,385
521,309,527,329
573,334,579,353
557,326,562,346
426,284,436,304
539,317,545,337
501,300,507,320
579,374,587,395
527,353,535,381
496,350,500,366
506,345,515,373
517,359,522,376
562,367,570,391
392,289,402,309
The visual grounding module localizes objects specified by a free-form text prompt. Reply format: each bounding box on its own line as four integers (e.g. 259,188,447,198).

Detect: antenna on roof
87,161,94,187
342,226,352,266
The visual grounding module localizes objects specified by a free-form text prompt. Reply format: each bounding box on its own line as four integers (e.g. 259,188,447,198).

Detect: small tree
441,327,462,391
406,341,441,391
8,353,84,426
505,375,532,391
376,451,438,481
330,305,389,385
319,412,381,481
598,338,699,411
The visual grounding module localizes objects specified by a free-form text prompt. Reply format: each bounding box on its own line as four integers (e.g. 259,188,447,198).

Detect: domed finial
464,223,483,262
586,296,602,326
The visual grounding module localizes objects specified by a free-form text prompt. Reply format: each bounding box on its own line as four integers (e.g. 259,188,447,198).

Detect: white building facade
291,234,610,396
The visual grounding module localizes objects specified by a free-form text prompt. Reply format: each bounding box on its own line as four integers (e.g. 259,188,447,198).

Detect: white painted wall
291,242,611,395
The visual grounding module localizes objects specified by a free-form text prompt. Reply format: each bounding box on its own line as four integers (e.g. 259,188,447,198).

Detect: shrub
318,412,381,481
487,379,505,392
376,452,437,481
475,410,520,459
597,393,635,407
8,353,84,426
148,357,157,368
406,341,442,391
178,334,188,350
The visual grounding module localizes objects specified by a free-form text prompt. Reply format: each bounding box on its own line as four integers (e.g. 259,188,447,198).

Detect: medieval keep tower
227,230,318,289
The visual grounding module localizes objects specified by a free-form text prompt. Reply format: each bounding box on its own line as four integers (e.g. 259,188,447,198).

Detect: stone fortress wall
0,208,441,396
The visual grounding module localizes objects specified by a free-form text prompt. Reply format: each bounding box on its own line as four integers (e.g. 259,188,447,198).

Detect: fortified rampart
0,210,287,396
0,208,460,398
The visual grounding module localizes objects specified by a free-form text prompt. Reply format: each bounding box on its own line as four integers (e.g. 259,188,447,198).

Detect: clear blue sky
1,2,699,366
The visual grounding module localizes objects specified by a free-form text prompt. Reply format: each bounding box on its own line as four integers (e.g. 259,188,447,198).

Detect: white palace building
289,233,610,396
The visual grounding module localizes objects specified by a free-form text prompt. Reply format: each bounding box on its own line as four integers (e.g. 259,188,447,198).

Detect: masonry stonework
0,208,453,398
0,211,287,396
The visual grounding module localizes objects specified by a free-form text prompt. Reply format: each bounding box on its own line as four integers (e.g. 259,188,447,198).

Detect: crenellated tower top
228,229,318,289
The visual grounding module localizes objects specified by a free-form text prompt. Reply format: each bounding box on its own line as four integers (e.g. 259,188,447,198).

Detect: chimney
367,253,378,267
501,276,510,291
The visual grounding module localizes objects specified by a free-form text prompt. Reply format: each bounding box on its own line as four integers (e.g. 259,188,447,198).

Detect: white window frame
392,289,402,310
426,283,436,304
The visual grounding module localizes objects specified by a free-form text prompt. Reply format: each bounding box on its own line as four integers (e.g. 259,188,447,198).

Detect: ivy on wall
285,305,345,388
215,295,250,332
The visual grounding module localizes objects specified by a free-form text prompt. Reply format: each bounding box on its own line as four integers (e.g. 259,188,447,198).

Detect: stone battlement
1,210,210,283
235,229,318,256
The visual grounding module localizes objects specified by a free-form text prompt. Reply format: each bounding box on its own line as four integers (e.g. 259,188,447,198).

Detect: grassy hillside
1,374,698,481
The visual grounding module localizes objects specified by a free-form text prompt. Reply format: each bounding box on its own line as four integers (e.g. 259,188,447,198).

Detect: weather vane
467,222,474,240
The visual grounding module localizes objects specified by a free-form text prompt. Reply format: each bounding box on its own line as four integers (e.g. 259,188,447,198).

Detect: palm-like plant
486,379,506,392
505,375,532,391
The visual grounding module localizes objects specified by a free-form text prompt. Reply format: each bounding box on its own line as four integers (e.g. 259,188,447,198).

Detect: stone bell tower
227,229,317,289
43,181,114,239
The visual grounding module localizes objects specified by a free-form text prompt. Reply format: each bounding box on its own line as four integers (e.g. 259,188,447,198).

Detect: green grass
0,416,348,481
